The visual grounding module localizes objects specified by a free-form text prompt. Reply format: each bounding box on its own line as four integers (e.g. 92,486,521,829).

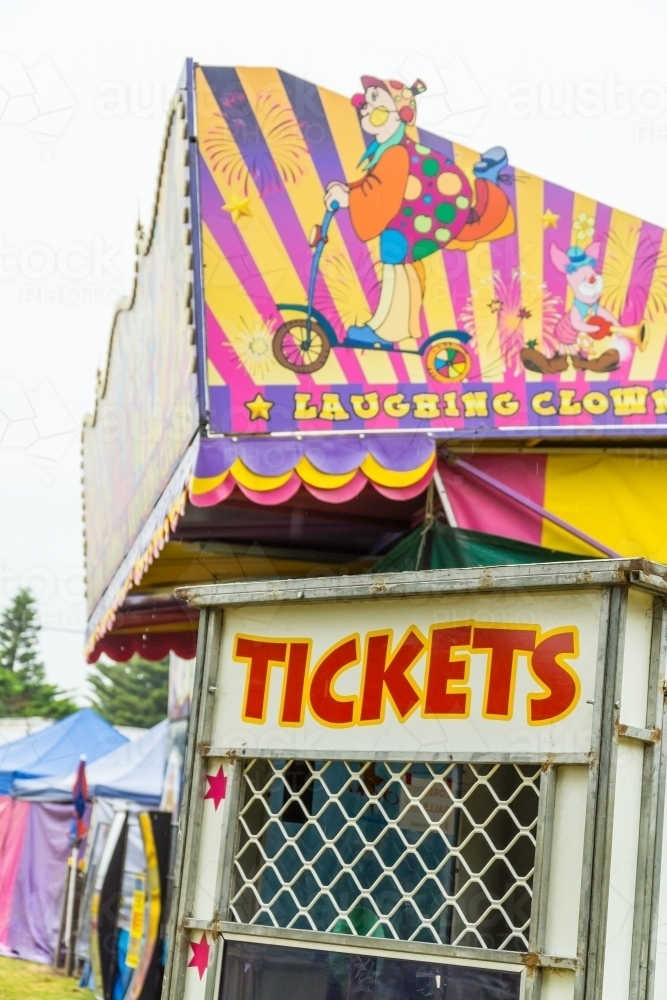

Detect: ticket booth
163,558,667,1000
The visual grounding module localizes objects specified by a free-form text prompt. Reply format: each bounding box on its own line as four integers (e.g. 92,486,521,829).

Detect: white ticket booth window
163,560,667,1000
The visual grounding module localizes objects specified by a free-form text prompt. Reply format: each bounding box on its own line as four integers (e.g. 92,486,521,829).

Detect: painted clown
324,75,516,351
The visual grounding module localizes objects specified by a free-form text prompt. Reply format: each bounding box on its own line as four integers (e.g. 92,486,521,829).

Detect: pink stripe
622,220,663,326
0,798,30,947
372,464,434,500
189,475,236,507
446,454,618,557
236,474,302,505
438,454,545,545
303,470,368,503
205,307,260,414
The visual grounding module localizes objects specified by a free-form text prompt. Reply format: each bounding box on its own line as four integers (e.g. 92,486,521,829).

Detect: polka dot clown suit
324,76,515,352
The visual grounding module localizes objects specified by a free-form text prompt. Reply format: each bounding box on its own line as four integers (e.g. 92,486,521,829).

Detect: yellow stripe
514,170,544,383
230,457,293,491
452,143,501,382
601,208,642,306
629,227,667,380
237,67,400,386
361,451,434,487
196,68,346,386
190,471,229,495
207,359,225,386
542,453,667,560
202,224,297,385
318,83,367,185
295,456,357,489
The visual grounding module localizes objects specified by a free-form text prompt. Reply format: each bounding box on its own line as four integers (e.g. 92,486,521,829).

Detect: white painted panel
539,968,575,1000
653,757,667,996
620,589,653,729
212,591,602,756
601,740,644,1000
182,930,211,1000
544,766,589,958
192,757,230,920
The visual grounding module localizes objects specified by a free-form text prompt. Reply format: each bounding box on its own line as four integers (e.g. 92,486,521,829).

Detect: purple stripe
207,387,232,433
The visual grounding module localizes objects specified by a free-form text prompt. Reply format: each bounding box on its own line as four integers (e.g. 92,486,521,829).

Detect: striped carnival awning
189,433,436,505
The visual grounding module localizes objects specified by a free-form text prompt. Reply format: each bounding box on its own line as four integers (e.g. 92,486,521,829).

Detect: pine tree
87,656,169,728
0,588,77,718
0,587,41,672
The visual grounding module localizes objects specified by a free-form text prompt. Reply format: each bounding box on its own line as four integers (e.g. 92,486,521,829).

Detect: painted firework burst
601,228,667,324
316,249,381,331
203,88,307,195
459,268,561,376
230,318,278,381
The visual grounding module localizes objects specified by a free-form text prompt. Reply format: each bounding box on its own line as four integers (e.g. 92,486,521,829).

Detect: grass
0,956,88,1000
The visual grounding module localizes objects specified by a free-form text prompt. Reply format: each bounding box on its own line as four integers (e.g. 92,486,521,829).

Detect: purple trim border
186,58,209,430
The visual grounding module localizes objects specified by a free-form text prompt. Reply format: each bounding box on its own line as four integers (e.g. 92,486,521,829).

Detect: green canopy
372,519,594,574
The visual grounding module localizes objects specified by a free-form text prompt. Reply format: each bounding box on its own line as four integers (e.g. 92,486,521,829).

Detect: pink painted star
188,933,210,979
204,766,227,810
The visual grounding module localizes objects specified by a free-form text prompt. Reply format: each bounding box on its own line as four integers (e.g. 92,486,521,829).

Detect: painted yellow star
223,196,252,224
245,393,273,421
542,208,560,229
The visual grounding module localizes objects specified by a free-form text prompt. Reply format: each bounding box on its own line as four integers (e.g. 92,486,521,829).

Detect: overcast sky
1,0,666,701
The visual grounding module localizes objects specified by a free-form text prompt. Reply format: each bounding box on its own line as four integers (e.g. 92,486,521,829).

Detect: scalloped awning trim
189,434,435,506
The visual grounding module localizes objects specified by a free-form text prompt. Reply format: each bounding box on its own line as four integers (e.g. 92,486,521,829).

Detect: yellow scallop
404,174,423,201
414,143,432,155
436,172,463,196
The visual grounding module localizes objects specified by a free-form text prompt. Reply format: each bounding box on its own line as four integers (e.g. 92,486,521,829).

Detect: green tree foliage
0,588,77,718
88,656,169,728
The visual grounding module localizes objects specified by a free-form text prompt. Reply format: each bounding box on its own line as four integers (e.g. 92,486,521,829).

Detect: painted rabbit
522,242,630,374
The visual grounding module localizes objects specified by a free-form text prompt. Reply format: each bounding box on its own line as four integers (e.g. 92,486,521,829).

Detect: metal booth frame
162,559,667,1000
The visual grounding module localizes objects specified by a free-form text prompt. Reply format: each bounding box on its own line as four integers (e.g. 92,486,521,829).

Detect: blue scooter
272,202,473,383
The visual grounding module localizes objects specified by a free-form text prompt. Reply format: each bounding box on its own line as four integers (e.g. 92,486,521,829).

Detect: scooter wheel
273,319,331,373
424,339,472,383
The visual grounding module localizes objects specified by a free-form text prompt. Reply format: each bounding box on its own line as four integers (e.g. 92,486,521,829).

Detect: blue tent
13,719,168,806
0,708,127,796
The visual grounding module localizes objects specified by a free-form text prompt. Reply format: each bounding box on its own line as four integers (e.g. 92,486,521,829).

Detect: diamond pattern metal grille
229,759,541,951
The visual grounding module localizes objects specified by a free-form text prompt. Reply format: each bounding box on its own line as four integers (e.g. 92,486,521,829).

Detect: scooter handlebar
330,200,340,211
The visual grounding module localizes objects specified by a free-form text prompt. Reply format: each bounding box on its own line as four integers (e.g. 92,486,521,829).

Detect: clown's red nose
589,275,596,283
351,93,365,109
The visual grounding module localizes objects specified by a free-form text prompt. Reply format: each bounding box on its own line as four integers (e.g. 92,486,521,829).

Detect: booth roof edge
174,558,667,608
